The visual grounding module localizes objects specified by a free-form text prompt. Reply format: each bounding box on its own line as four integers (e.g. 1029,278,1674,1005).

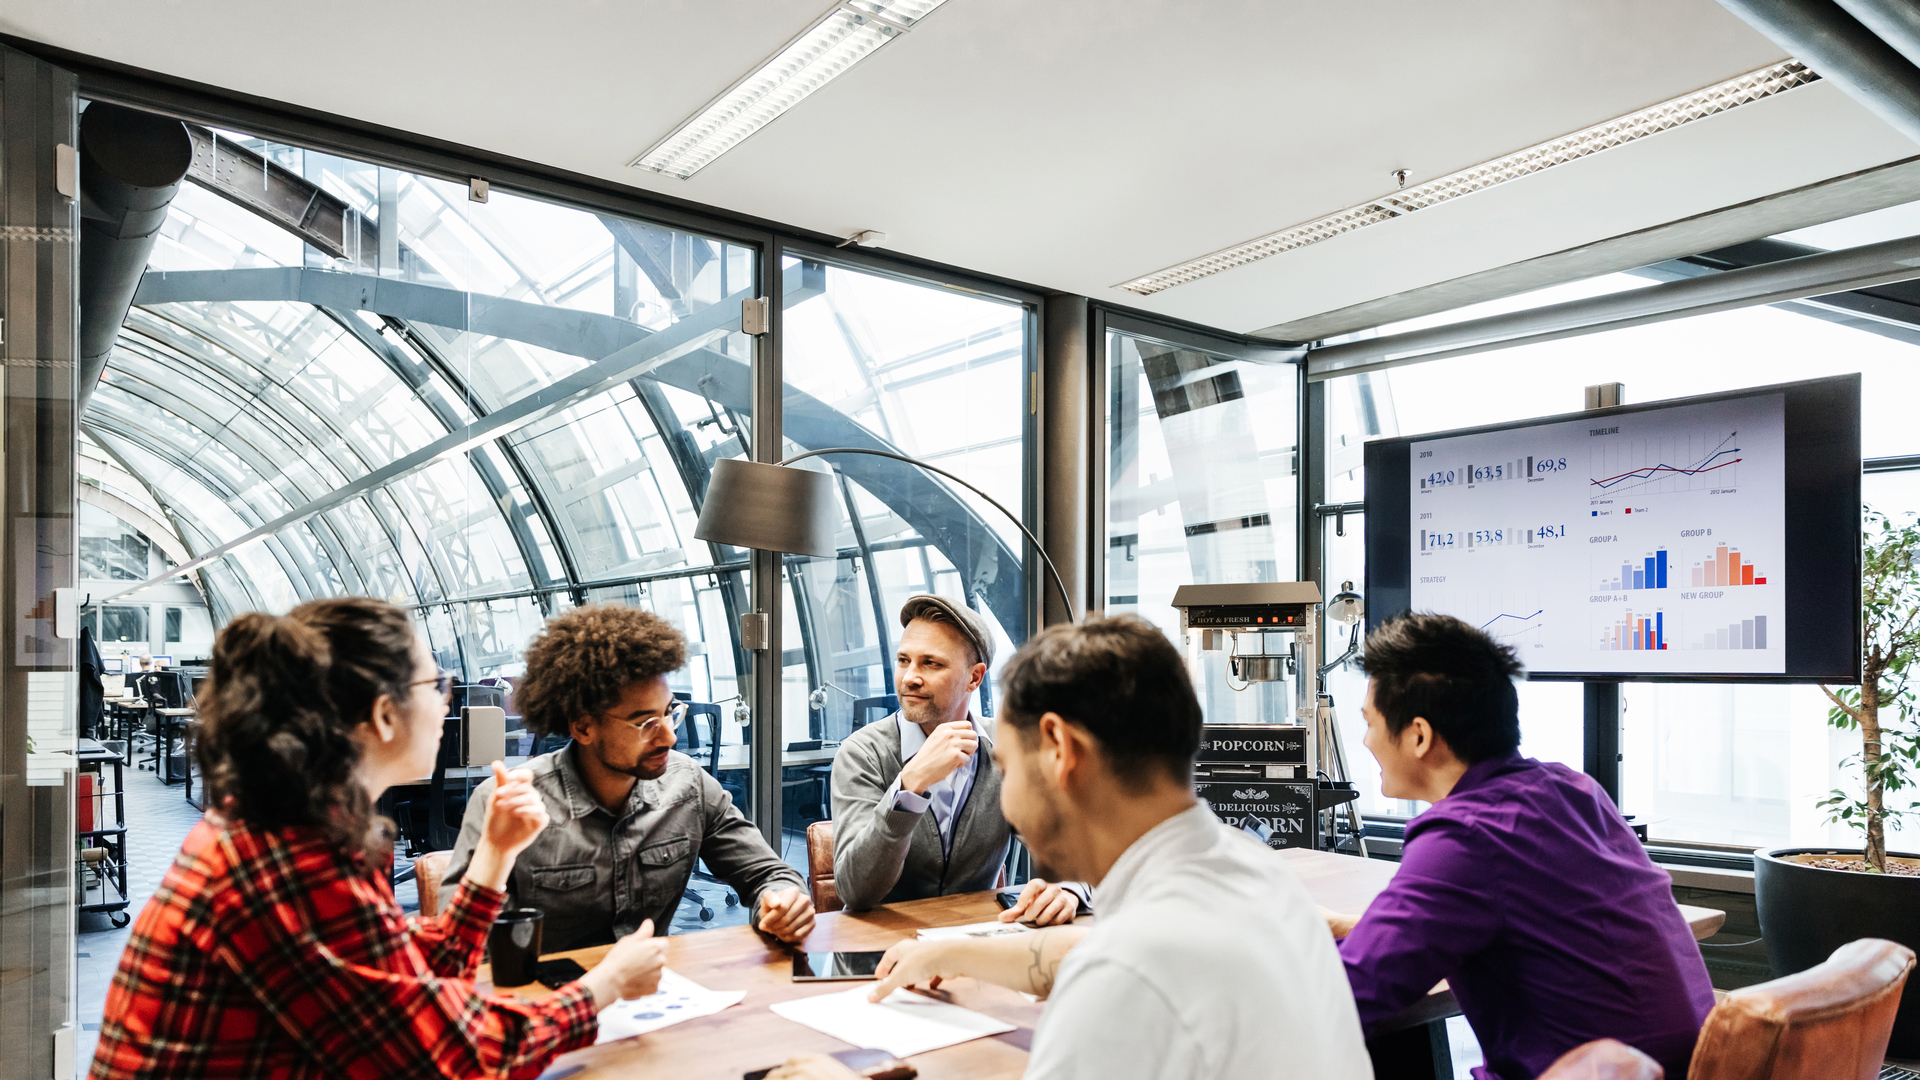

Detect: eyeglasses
412,671,454,696
612,700,686,735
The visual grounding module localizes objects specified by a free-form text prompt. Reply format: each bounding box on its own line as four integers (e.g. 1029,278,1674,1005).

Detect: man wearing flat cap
830,594,1083,925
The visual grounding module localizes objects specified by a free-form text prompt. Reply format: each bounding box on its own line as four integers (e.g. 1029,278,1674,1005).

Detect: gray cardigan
829,714,1010,910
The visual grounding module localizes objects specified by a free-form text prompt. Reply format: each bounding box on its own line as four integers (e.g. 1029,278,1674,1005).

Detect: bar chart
1689,543,1768,587
1419,454,1566,490
1598,549,1673,591
1598,609,1668,651
1421,523,1568,551
1694,616,1767,651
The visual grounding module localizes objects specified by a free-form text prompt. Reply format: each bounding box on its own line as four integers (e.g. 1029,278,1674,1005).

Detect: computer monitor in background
103,657,123,674
151,655,173,669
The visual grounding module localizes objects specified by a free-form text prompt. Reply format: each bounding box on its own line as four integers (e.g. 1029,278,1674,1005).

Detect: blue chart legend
1600,550,1672,591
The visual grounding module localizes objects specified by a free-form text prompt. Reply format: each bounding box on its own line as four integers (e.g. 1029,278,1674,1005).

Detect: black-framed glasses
612,700,686,735
413,670,454,696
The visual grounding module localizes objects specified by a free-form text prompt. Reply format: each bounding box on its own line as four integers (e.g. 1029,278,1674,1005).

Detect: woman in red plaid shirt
90,597,670,1080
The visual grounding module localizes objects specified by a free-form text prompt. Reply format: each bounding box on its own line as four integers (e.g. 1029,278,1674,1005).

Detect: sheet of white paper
916,920,1034,942
769,986,1016,1058
593,969,745,1045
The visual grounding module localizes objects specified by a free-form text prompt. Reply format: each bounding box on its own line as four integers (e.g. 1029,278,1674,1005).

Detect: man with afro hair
442,604,810,951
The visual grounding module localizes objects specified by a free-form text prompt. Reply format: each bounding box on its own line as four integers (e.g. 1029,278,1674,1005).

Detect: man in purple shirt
1328,613,1714,1080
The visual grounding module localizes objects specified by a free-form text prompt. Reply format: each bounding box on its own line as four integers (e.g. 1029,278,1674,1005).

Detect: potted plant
1754,508,1920,1054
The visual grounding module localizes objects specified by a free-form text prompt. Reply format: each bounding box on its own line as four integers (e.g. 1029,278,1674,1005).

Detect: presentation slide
1407,392,1786,675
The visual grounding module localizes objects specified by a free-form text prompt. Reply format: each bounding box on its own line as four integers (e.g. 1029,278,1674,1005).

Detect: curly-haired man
442,605,810,951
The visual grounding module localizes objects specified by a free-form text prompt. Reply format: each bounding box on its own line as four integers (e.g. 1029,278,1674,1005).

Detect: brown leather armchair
1535,1039,1663,1080
1689,937,1916,1080
414,850,453,918
806,820,841,914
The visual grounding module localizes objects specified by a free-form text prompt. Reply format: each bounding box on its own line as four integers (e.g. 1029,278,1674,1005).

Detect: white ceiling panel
5,0,1912,334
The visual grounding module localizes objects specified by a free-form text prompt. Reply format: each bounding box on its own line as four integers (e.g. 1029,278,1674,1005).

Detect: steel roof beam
120,264,1033,636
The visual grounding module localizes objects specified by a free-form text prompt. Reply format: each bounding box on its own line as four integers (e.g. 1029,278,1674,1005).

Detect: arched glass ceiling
86,119,1033,715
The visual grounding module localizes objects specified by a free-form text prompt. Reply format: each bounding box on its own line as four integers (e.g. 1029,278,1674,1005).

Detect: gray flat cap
899,594,994,667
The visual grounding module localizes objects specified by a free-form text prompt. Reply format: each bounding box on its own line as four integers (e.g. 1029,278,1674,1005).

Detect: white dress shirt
1023,803,1373,1080
884,713,980,856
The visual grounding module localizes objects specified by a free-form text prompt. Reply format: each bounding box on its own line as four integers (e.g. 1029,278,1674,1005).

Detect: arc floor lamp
692,448,1077,622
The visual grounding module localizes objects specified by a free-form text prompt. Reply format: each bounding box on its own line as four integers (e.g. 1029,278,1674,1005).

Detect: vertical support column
1301,379,1327,621
1583,682,1622,804
1583,381,1624,805
0,44,80,1080
749,284,783,849
1040,293,1090,625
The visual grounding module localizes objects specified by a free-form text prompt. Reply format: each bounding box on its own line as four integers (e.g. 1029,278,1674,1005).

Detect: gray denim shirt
441,744,804,953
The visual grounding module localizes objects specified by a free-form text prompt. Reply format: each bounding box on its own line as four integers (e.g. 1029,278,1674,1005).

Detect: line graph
1590,429,1742,498
1464,596,1546,646
1481,609,1544,632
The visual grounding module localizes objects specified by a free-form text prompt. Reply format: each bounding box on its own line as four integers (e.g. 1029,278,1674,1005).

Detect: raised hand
584,918,670,1008
481,761,548,860
899,721,977,795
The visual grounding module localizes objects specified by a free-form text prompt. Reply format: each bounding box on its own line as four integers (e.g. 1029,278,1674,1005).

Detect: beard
1009,783,1073,881
590,737,671,781
899,692,952,728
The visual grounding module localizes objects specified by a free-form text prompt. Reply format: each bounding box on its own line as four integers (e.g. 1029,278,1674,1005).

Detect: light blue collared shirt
884,712,980,857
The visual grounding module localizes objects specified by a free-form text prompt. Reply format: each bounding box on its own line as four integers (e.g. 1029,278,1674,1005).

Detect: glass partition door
1102,315,1302,725
777,252,1036,839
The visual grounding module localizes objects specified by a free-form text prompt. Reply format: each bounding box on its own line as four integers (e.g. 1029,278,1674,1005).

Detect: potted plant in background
1755,508,1920,1055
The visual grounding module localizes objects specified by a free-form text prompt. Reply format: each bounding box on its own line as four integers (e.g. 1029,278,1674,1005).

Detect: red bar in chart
1689,543,1769,587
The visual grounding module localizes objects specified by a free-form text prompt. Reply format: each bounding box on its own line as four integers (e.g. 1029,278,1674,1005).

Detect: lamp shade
694,457,841,557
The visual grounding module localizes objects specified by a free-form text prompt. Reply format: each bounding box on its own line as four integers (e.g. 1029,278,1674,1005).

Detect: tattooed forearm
1027,934,1055,998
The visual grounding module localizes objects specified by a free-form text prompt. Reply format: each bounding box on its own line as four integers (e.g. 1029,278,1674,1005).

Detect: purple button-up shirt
1339,753,1714,1080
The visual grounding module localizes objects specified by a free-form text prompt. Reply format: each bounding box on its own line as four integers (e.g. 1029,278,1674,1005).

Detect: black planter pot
1754,847,1920,1057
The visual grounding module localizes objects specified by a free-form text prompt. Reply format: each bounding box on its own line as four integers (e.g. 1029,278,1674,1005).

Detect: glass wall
1104,319,1302,725
82,109,1041,843
1319,265,1920,849
777,254,1034,833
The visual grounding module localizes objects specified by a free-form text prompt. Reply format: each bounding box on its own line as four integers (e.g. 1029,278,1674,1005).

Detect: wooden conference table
481,848,1727,1080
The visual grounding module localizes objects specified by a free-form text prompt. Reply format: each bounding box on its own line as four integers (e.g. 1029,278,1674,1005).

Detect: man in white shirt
773,616,1373,1080
829,595,1081,925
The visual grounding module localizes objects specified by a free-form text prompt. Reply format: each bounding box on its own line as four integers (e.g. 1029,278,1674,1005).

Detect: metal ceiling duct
1307,231,1920,379
78,102,191,412
1835,0,1920,70
1714,0,1920,144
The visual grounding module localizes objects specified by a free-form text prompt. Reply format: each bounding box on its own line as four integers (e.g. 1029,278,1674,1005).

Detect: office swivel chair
850,694,898,733
672,695,738,922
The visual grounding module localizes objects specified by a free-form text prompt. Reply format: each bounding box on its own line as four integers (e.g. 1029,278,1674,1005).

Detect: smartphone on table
534,957,588,989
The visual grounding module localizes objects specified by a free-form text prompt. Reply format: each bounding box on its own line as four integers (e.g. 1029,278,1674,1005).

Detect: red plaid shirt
90,814,597,1079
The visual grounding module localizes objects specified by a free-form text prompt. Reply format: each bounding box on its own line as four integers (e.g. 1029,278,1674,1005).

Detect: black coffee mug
489,908,544,987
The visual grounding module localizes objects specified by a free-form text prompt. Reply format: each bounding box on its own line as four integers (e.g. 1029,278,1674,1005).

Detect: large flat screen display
1363,375,1860,682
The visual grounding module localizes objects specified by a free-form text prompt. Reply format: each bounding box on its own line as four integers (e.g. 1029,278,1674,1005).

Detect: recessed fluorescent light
1116,60,1821,296
631,0,948,179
